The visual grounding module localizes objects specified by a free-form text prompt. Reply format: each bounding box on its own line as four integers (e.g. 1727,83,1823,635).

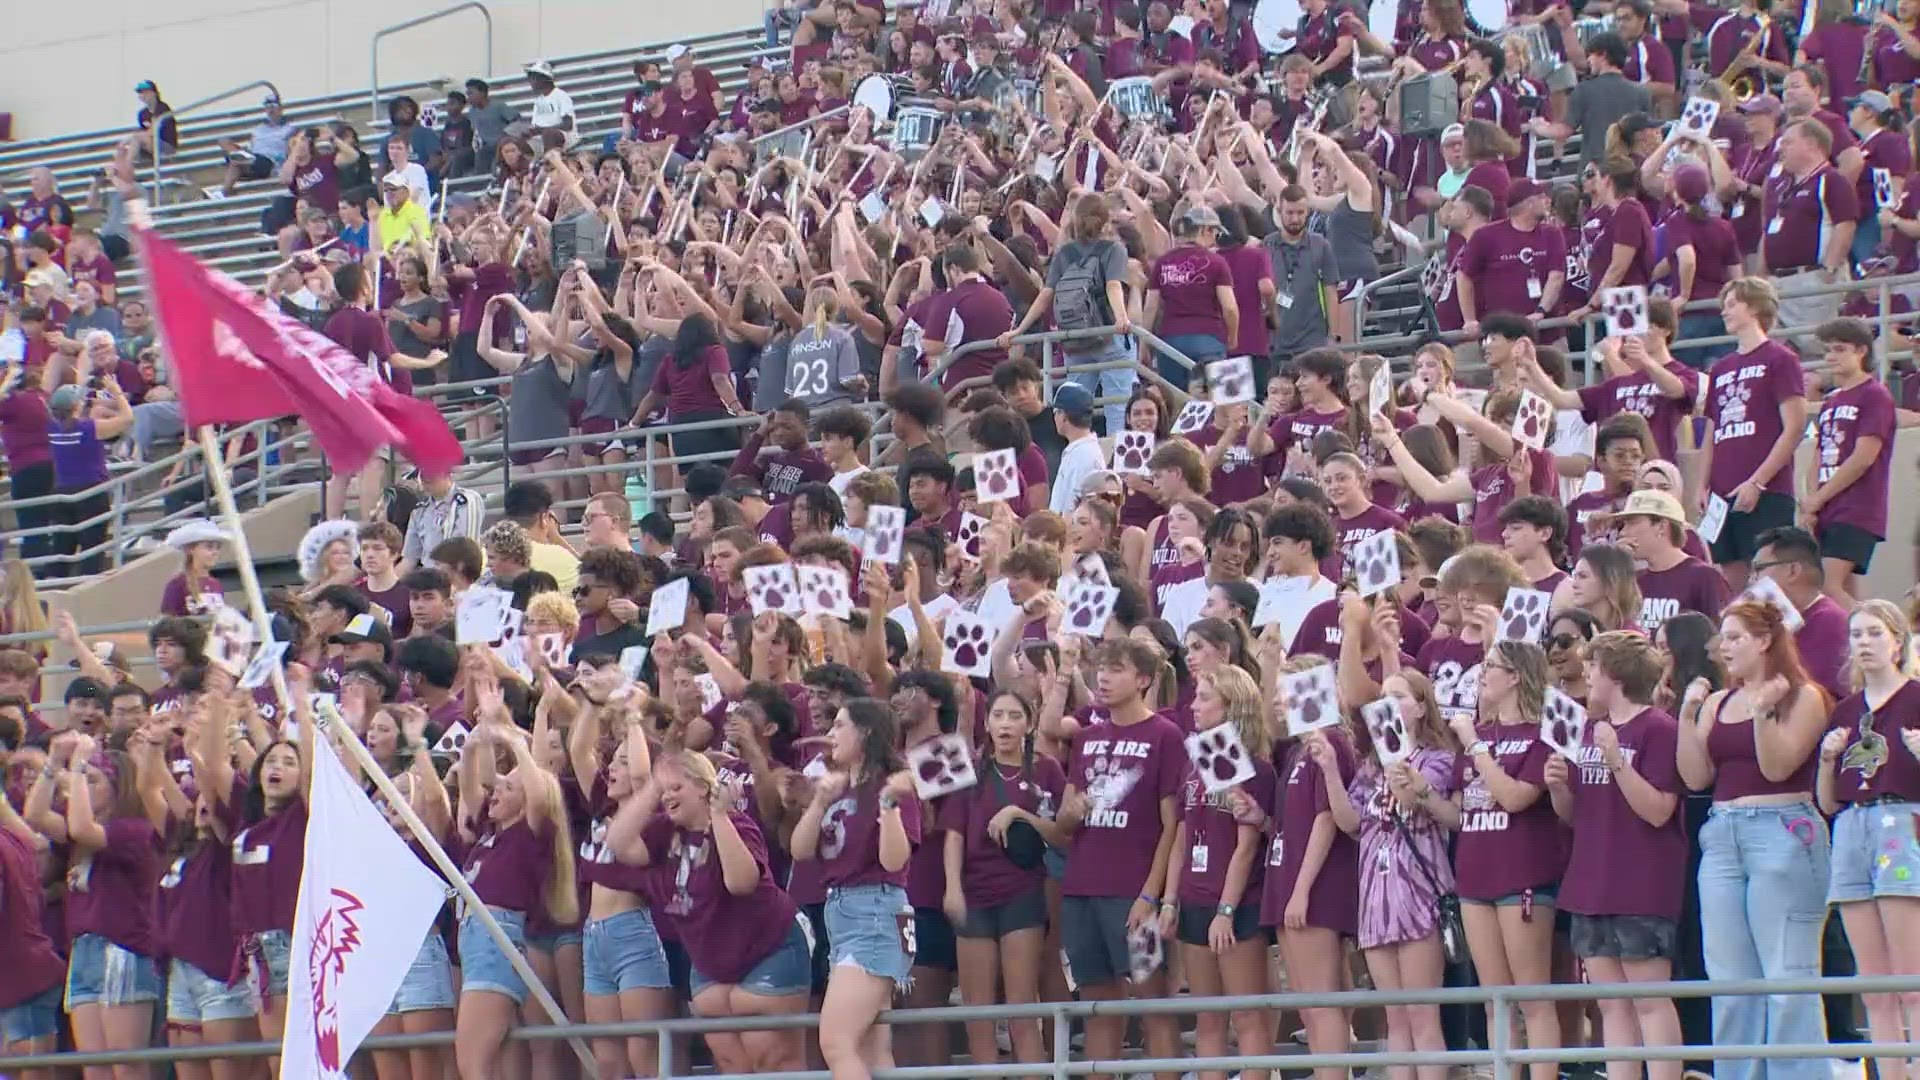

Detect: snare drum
895,107,945,154
1253,0,1303,52
1107,76,1166,121
854,73,896,124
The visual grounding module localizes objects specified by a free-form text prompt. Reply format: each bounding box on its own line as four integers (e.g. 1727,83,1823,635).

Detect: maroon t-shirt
1585,199,1655,289
1468,447,1555,544
287,156,339,210
650,344,732,418
808,778,921,889
1830,681,1920,803
1662,211,1743,304
1186,423,1266,506
1797,596,1852,703
1219,243,1273,358
0,388,53,470
1576,362,1700,464
641,811,801,983
1149,245,1233,340
1637,557,1731,636
1464,160,1512,219
66,816,162,956
1451,723,1567,900
463,817,556,915
1260,734,1360,934
1332,503,1407,569
1762,164,1858,272
1815,377,1896,538
0,829,65,1009
1177,753,1277,906
1417,635,1486,726
1558,707,1688,920
1459,220,1567,318
1062,712,1188,897
158,841,244,979
229,791,306,935
323,306,409,394
1704,340,1805,498
931,278,1014,390
1267,405,1348,459
940,755,1066,908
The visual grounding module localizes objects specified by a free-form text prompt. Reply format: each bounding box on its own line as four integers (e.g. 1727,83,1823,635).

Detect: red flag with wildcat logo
134,226,461,477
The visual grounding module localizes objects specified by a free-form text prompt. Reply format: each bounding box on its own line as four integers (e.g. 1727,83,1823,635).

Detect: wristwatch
1467,739,1492,758
1218,904,1237,918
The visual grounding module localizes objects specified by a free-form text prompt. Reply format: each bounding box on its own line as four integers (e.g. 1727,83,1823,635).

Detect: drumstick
603,171,626,247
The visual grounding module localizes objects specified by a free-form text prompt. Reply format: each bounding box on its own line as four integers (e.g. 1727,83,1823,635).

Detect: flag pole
194,426,600,1077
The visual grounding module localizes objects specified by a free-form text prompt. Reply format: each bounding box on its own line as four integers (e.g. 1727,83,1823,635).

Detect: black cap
65,676,110,704
330,612,394,647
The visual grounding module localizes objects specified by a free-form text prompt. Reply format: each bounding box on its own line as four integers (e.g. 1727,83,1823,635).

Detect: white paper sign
646,578,689,637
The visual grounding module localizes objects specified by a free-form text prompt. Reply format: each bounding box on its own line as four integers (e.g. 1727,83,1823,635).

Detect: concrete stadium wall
0,0,766,142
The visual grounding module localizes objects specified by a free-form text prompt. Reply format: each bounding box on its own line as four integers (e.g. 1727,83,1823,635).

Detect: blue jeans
1697,802,1831,1080
1852,214,1883,268
1155,333,1226,390
1066,342,1139,436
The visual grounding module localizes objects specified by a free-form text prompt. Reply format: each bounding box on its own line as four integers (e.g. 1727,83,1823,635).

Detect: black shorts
1709,490,1796,567
911,906,958,972
1060,895,1137,987
1176,901,1267,948
803,902,832,993
955,886,1048,940
1820,521,1881,574
1569,913,1678,961
237,154,277,181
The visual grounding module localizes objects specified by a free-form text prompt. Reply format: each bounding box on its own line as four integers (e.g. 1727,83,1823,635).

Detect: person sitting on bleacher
218,94,298,198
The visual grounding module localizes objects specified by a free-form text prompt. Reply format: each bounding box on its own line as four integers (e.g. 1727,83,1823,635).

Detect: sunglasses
1546,633,1584,652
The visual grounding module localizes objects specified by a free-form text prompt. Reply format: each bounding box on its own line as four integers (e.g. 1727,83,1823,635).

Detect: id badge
1767,216,1784,235
1526,278,1543,299
1190,843,1210,874
1267,833,1285,866
1277,292,1296,309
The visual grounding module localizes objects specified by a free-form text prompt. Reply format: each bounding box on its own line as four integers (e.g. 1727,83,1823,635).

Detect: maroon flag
135,227,462,478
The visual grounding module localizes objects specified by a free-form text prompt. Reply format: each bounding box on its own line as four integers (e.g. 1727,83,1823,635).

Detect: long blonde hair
0,561,47,641
520,766,580,926
1200,666,1270,760
806,286,838,339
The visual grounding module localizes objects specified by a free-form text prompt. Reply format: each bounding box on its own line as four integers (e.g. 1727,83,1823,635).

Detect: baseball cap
1616,488,1688,525
263,93,281,107
1737,94,1782,117
1673,162,1711,203
1507,179,1546,206
1440,123,1466,142
331,612,394,647
665,43,690,61
134,80,157,93
1177,204,1222,232
1078,469,1124,499
525,60,556,79
65,676,110,705
1052,381,1095,418
1851,89,1895,114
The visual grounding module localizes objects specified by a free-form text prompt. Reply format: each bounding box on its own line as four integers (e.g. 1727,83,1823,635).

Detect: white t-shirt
531,88,578,146
383,164,431,208
829,464,870,498
1049,434,1107,516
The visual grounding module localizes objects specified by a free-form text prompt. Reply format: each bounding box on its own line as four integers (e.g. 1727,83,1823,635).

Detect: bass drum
1465,0,1506,36
1368,0,1400,51
1253,0,1303,53
853,73,895,124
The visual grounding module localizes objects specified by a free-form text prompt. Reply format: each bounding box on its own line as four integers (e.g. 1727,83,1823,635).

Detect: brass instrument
1720,14,1771,101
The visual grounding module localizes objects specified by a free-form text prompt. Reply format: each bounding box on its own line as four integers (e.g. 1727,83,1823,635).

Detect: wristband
1467,739,1491,758
878,793,899,812
1139,893,1158,907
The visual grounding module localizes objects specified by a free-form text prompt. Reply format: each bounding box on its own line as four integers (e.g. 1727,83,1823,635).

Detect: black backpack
1051,243,1115,337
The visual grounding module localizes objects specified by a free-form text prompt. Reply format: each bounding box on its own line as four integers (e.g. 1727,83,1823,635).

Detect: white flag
282,742,448,1078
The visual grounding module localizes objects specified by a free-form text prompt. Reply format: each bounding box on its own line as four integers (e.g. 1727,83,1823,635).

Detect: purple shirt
1460,220,1567,318
641,811,801,983
941,755,1066,908
1637,557,1732,636
1062,712,1187,898
1815,377,1896,538
1149,246,1233,340
1830,680,1920,803
1260,734,1360,934
230,793,306,934
1452,724,1567,900
1177,753,1277,906
66,816,161,956
1559,707,1688,919
1352,750,1458,949
1704,340,1805,498
48,418,110,489
809,779,922,889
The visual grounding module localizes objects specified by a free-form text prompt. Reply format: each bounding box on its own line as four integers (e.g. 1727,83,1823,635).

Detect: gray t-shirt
583,353,649,422
507,356,578,449
1323,201,1379,283
783,324,862,408
1045,238,1128,356
1263,231,1339,357
1566,73,1652,167
469,100,519,150
387,295,442,357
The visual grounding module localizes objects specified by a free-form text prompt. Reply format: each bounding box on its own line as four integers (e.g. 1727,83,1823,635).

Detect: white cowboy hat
298,520,361,583
164,519,230,550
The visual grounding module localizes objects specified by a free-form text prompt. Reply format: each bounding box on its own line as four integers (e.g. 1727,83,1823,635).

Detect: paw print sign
1171,399,1214,435
1497,587,1552,644
1113,430,1156,475
434,721,471,760
646,577,690,637
695,672,725,714
907,732,978,798
1540,688,1589,760
208,605,257,678
744,563,804,617
1351,529,1402,599
1601,285,1648,342
1064,580,1120,637
1207,356,1256,405
956,512,989,562
975,448,1022,505
1283,664,1342,735
1510,389,1554,452
1127,919,1164,984
1362,696,1413,767
1184,722,1256,794
535,632,570,668
239,640,289,691
1876,168,1896,210
941,610,994,678
1679,96,1719,136
797,564,853,620
866,505,907,565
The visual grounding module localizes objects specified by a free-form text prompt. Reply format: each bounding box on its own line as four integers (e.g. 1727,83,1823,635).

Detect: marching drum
1368,0,1400,53
853,73,896,124
1107,76,1167,122
895,107,945,155
1465,0,1507,35
1253,0,1303,53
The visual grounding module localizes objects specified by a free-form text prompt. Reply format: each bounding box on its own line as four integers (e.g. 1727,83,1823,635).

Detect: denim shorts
689,918,813,999
246,928,292,999
0,984,62,1042
583,908,673,996
1569,913,1678,961
65,933,163,1008
527,927,584,955
389,931,456,1014
825,884,914,990
1830,801,1920,904
166,958,257,1026
459,907,531,1003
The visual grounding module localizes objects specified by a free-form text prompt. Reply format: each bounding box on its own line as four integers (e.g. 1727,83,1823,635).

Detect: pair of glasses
1546,633,1584,652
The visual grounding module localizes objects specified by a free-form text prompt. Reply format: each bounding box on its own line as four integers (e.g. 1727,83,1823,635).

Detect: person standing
1760,119,1859,331
1145,206,1239,387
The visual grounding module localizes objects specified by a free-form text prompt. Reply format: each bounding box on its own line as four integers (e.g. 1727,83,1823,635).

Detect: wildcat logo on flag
282,741,446,1078
132,225,462,477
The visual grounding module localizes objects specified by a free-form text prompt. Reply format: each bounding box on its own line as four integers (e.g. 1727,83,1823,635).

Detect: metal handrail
150,80,282,204
5,971,1919,1073
370,3,493,123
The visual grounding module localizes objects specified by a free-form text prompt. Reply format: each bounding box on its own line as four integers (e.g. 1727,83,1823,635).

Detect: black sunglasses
1546,633,1585,652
